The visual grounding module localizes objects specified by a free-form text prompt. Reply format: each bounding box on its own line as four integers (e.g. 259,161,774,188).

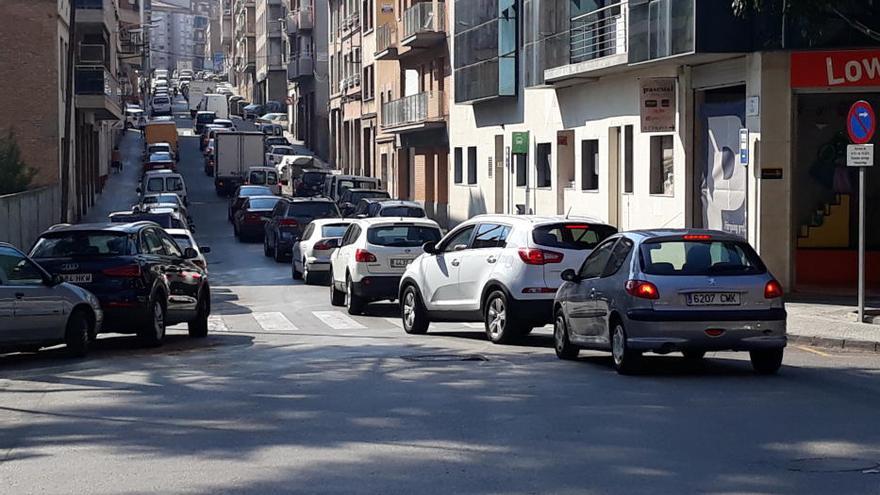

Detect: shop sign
639,78,676,133
791,50,880,88
511,132,529,155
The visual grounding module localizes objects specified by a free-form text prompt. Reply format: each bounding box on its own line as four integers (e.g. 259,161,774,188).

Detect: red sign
847,101,876,144
791,50,880,89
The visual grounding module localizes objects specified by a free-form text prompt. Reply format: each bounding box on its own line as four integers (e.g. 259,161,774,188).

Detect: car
227,185,275,222
398,215,617,343
264,136,291,151
331,218,442,315
0,242,102,357
143,152,175,173
338,188,392,217
552,230,787,374
166,229,210,272
200,124,225,150
295,169,332,197
138,193,189,219
323,174,381,202
29,223,211,346
266,145,296,167
151,95,172,115
125,107,145,129
255,112,289,127
242,103,263,120
263,197,341,263
193,110,217,135
355,199,426,218
291,219,353,284
212,118,236,131
260,123,284,136
245,166,281,195
109,208,190,231
138,171,188,205
233,195,282,241
146,142,176,162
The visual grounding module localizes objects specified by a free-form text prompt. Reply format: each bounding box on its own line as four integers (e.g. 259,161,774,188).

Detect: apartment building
220,0,235,80
149,10,171,70
287,0,330,160
256,0,288,103
233,0,258,101
193,0,211,70
328,0,363,174
205,0,223,73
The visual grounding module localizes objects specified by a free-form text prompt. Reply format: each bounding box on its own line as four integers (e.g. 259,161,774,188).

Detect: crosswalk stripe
312,311,366,330
253,312,297,331
208,315,228,332
384,317,403,328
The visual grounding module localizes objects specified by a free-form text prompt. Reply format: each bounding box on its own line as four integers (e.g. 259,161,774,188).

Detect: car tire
483,290,523,345
401,285,429,334
611,322,639,375
345,276,365,315
302,261,315,285
292,260,303,280
682,351,706,361
750,349,783,375
138,298,166,347
64,309,91,358
330,277,345,306
264,236,273,257
553,311,579,360
273,240,286,263
188,294,209,338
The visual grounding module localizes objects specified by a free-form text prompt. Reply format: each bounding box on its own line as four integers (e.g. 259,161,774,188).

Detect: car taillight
764,280,783,299
314,240,337,250
517,248,564,265
625,280,660,300
683,234,712,241
244,212,262,223
102,265,142,278
279,218,298,227
355,249,377,263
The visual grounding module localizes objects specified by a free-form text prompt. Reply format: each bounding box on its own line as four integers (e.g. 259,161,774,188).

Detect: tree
0,130,36,196
731,0,880,44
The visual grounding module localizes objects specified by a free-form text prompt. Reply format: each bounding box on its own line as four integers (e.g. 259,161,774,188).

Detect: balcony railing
288,52,314,79
570,1,627,64
381,91,446,129
403,2,446,39
74,0,104,8
375,22,397,55
297,6,314,31
75,66,117,98
339,70,361,92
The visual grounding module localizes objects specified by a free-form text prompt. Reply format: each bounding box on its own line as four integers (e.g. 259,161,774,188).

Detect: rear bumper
305,259,331,272
352,276,401,301
623,310,787,353
100,304,150,333
238,223,266,238
510,297,555,326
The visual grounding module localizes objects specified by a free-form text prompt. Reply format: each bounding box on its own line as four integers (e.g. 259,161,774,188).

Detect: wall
0,186,62,250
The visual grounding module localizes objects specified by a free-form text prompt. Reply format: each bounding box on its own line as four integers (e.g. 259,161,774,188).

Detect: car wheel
292,259,303,280
138,298,166,347
302,260,315,284
264,235,273,257
553,311,579,360
484,291,523,345
227,209,233,222
188,294,209,338
682,351,706,361
346,276,365,315
611,322,639,375
750,349,783,375
273,240,286,263
401,285,429,335
330,277,345,306
64,309,91,358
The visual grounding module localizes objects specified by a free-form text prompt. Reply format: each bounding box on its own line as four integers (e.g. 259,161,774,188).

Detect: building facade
233,0,258,101
256,0,288,103
287,0,330,160
328,0,363,174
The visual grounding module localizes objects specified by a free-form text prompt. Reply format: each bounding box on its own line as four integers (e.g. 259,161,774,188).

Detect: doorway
494,135,505,213
607,127,621,228
556,130,575,214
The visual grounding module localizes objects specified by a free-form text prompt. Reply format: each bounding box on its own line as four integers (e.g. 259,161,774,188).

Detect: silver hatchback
553,230,786,374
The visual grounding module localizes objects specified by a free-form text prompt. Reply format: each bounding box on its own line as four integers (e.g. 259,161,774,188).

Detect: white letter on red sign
827,57,845,85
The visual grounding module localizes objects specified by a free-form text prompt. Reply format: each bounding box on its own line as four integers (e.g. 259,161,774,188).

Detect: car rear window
533,223,617,250
321,224,350,238
367,225,441,247
154,97,170,104
351,191,390,203
146,178,165,192
248,198,280,209
196,113,215,123
32,232,134,257
288,202,340,219
640,239,767,276
379,206,425,218
148,145,170,154
302,172,326,185
166,177,184,192
249,171,277,185
171,235,193,250
240,186,272,197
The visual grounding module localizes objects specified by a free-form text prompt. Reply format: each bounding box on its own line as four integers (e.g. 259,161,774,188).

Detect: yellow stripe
795,345,832,357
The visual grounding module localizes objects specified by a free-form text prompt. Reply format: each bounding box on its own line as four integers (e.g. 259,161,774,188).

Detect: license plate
61,273,93,284
686,292,740,306
390,259,412,268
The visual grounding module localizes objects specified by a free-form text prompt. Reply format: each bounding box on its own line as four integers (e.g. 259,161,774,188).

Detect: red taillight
517,248,564,265
355,249,377,263
244,212,262,223
102,265,141,278
764,280,783,299
279,218,299,227
565,224,590,230
625,280,660,300
314,240,337,250
683,234,712,241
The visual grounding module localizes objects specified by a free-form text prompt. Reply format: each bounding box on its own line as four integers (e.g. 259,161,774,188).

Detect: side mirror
136,187,142,194
561,269,580,283
453,244,468,252
422,241,437,254
200,246,211,254
49,274,64,286
356,214,368,219
183,247,198,259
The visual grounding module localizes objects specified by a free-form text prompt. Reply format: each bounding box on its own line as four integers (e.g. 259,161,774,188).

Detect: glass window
454,148,463,184
533,223,618,250
166,177,184,192
142,229,166,255
440,226,476,252
322,224,351,238
249,171,267,185
160,232,183,257
288,202,341,219
0,247,45,286
147,177,165,192
31,232,134,257
640,240,766,276
603,237,633,277
342,225,361,246
367,225,442,248
248,198,281,210
650,135,674,195
467,146,478,185
515,154,527,187
623,125,634,193
379,206,425,218
472,224,511,249
581,139,599,191
302,224,315,241
171,235,193,250
579,239,616,279
536,143,551,187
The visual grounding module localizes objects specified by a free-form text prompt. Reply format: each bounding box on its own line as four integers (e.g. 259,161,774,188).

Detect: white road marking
384,317,403,328
253,312,298,331
313,311,366,330
208,315,228,332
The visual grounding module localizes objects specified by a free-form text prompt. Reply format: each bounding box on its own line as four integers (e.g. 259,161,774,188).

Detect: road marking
384,317,403,328
313,311,366,330
253,312,298,331
208,315,228,332
795,345,832,357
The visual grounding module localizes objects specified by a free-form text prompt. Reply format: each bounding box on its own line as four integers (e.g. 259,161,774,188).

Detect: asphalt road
2,99,880,494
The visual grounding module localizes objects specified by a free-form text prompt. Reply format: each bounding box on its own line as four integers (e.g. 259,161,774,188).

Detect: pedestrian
111,146,122,174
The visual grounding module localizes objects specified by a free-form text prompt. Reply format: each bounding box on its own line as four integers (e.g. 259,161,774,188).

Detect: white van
199,93,229,119
138,171,189,205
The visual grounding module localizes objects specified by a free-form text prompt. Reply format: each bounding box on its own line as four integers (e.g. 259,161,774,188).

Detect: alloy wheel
403,291,416,330
487,297,506,339
153,302,166,341
612,325,625,366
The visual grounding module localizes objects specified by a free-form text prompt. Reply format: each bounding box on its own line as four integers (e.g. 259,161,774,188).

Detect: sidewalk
84,130,143,223
787,298,880,352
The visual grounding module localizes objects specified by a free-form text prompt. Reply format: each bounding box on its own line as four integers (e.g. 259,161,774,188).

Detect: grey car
552,230,786,374
0,243,102,356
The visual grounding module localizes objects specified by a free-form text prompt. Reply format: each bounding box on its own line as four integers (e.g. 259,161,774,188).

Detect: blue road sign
848,100,876,144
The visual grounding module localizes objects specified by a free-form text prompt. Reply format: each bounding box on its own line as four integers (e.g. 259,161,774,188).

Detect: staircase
797,194,851,248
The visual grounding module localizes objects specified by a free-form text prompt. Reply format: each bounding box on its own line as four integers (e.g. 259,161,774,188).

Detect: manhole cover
787,457,880,473
401,354,488,363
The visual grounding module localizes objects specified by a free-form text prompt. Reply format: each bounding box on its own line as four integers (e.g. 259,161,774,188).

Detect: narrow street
0,99,877,494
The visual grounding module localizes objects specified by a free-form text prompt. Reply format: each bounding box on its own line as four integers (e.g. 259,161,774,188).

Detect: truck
187,80,211,118
177,60,193,74
143,121,179,156
214,131,265,196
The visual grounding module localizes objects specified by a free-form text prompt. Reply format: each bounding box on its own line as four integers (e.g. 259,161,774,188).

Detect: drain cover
401,354,488,363
787,457,880,473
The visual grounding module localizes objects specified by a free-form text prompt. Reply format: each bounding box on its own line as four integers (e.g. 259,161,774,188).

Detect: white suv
330,218,443,315
399,215,617,344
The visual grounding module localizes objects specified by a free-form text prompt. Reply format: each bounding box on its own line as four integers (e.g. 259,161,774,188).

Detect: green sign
511,131,530,155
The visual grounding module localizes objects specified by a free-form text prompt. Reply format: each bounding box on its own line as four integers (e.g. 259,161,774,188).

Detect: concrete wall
0,186,62,250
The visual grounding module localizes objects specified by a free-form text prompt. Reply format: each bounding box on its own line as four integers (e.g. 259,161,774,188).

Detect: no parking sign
847,100,875,144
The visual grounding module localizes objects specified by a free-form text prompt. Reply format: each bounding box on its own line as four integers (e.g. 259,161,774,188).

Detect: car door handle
451,259,460,267
14,293,24,300
590,288,596,299
486,256,497,264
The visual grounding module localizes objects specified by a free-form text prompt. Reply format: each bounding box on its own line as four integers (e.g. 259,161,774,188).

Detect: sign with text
739,128,750,166
511,132,530,155
640,78,677,133
791,50,880,88
847,144,874,167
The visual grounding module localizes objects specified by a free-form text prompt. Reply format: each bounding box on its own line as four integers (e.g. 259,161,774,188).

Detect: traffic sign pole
846,100,875,322
859,166,866,323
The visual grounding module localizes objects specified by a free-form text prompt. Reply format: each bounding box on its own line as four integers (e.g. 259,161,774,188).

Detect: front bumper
352,276,401,301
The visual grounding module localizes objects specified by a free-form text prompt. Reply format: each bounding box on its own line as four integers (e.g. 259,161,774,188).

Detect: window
603,238,634,277
533,223,617,251
31,233,133,257
578,239,617,279
472,224,511,249
367,225,442,247
467,146,478,184
160,232,183,258
440,226,476,252
142,229,167,255
650,135,674,195
515,154,527,187
454,147,463,184
342,225,361,246
302,224,315,240
363,65,375,100
536,143,551,187
322,224,351,238
623,125,634,193
640,240,766,276
581,139,599,191
362,0,373,30
0,247,45,286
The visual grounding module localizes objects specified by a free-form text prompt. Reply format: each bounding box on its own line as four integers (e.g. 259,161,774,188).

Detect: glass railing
375,22,397,54
381,91,446,128
74,66,117,98
403,1,445,39
570,1,627,64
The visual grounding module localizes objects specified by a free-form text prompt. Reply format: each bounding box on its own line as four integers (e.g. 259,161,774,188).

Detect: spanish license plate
686,292,740,306
390,259,412,268
61,273,93,284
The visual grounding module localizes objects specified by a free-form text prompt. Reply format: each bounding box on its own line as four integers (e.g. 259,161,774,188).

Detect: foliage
0,130,36,195
731,0,880,44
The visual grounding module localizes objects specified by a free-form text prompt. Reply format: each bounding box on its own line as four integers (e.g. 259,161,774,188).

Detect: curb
789,335,880,353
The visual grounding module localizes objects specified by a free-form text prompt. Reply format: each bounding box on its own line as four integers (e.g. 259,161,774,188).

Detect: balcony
74,66,122,120
288,6,314,33
401,2,446,48
381,91,447,132
375,22,398,59
287,52,314,80
75,0,115,29
339,72,361,93
342,11,360,34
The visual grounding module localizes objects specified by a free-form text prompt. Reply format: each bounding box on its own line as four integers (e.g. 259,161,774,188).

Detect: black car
339,189,392,217
263,197,341,262
30,222,211,346
194,111,216,136
233,196,282,241
294,169,330,197
228,185,275,222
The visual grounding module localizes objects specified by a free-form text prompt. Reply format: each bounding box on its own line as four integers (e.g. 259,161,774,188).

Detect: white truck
214,131,265,196
187,80,211,117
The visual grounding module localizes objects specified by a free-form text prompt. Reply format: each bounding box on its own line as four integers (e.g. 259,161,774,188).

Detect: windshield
196,113,216,123
171,235,193,250
532,223,617,250
288,202,339,219
32,232,134,257
367,225,441,248
380,206,425,218
640,240,767,276
351,191,390,203
302,172,326,186
248,198,281,210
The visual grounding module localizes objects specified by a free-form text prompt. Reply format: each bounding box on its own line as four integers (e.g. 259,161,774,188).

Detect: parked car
166,229,211,272
263,197,341,262
234,196,282,241
323,174,381,202
355,199,426,218
30,222,211,346
552,230,787,374
291,220,353,284
266,145,297,167
331,218,442,315
398,215,617,343
255,112,289,127
0,242,102,357
339,189,392,217
193,110,217,136
242,104,263,120
227,185,275,222
261,123,284,136
264,136,291,151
